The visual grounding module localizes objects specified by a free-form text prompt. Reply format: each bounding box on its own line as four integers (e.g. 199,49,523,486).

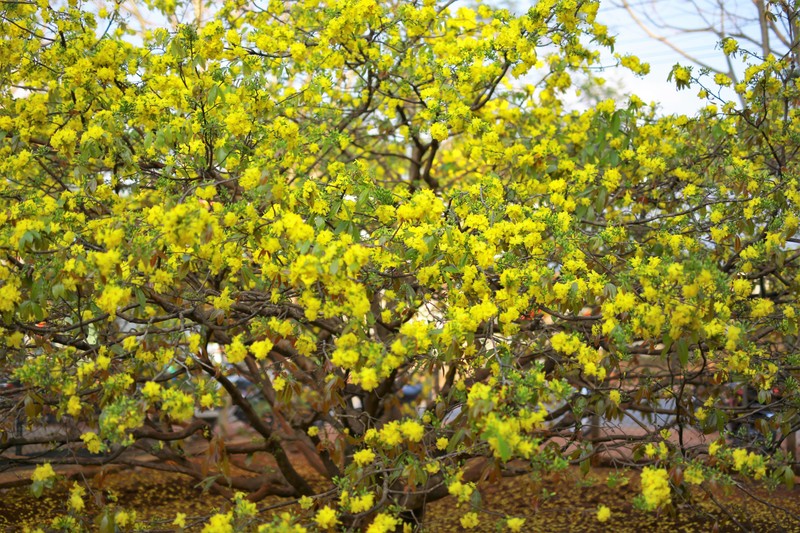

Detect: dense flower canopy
1,0,799,530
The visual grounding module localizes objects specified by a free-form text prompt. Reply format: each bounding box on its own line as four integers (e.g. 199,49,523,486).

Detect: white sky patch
592,1,762,115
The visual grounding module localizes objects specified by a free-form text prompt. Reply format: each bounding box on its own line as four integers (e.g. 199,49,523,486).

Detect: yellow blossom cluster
1,0,798,526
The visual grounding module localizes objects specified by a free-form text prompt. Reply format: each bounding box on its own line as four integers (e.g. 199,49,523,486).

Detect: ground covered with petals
2,464,799,531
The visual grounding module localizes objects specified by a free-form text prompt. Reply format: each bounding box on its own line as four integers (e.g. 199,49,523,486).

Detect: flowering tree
614,0,800,78
1,0,799,530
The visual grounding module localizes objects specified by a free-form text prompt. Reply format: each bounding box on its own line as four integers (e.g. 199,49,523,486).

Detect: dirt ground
2,457,800,532
425,467,800,532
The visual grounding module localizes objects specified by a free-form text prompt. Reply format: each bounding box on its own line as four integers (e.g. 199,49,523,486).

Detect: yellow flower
202,512,233,533
51,128,77,153
240,167,262,190
358,367,379,391
684,466,704,485
31,463,55,482
608,390,621,405
364,428,379,443
226,335,248,364
6,331,24,348
67,396,81,417
212,287,235,311
69,482,85,512
353,448,376,467
0,284,22,313
708,440,721,456
658,441,669,459
750,298,775,319
674,66,691,84
399,420,425,442
142,381,161,399
224,110,252,137
619,54,650,75
447,480,474,503
429,122,449,141
81,125,105,144
460,512,479,528
597,504,611,522
436,437,449,450
506,517,526,531
81,432,104,454
714,73,732,86
640,467,671,510
233,491,257,517
732,448,747,469
722,38,739,55
644,443,656,458
349,493,374,513
314,506,339,529
299,495,314,510
161,388,195,422
250,338,274,359
173,513,187,528
378,421,403,447
366,513,400,533
200,393,214,408
467,382,493,407
96,285,130,315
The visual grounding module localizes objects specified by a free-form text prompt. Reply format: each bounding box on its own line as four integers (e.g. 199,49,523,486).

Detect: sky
589,0,764,115
107,0,771,116
593,2,708,115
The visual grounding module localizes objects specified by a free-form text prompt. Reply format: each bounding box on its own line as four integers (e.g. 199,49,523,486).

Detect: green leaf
469,486,483,508
661,334,674,356
135,288,147,310
207,84,220,105
96,508,116,533
783,466,795,489
196,474,221,494
51,283,65,300
757,389,769,404
297,240,312,254
595,187,607,212
447,428,465,453
24,394,42,420
493,433,513,462
676,339,689,367
580,458,591,476
611,111,621,132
